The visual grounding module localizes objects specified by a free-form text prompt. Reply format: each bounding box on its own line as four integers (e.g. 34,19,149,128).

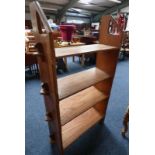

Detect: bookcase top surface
55,44,118,58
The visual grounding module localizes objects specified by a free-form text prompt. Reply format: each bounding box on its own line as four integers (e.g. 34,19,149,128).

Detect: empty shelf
60,86,107,125
61,107,102,149
55,44,118,58
58,67,110,100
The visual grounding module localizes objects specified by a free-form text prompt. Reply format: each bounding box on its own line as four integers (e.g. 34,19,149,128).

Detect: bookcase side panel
29,2,63,155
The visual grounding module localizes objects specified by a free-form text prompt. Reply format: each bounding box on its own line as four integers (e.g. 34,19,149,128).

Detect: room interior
25,0,129,155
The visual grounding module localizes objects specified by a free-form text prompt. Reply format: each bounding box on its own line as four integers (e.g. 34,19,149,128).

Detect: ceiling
25,0,129,22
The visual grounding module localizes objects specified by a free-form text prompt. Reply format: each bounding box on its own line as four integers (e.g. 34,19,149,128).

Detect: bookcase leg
41,93,64,155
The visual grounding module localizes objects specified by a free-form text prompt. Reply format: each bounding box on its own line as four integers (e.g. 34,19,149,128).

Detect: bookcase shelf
29,1,123,155
55,44,118,58
61,107,102,149
59,86,107,126
58,67,110,100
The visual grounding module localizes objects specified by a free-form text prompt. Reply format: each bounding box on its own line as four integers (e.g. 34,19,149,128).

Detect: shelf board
55,44,118,58
60,86,107,126
61,107,102,149
57,67,110,100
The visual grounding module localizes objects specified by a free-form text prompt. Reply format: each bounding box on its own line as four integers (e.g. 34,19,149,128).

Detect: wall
66,16,90,24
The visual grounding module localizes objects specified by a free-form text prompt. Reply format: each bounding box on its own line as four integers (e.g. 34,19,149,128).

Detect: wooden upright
29,1,123,155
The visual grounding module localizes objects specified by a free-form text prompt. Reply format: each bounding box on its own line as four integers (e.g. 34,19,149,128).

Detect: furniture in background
29,1,123,154
72,35,98,66
121,106,129,137
25,29,85,73
53,30,85,71
80,35,98,44
51,30,87,71
25,29,39,77
56,42,85,71
60,25,75,45
122,30,129,54
119,30,129,60
25,20,32,29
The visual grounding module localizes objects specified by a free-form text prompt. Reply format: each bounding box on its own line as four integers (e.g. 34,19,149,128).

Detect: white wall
66,16,90,24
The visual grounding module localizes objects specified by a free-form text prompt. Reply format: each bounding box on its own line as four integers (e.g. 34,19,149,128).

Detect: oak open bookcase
29,1,123,155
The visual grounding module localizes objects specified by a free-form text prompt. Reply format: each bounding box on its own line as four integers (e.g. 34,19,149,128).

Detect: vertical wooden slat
29,1,63,155
94,16,123,120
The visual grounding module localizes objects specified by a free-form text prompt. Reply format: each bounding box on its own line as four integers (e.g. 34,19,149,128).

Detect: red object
60,25,75,42
117,13,126,31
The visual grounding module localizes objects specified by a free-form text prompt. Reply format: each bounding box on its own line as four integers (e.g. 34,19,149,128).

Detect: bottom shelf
61,107,102,149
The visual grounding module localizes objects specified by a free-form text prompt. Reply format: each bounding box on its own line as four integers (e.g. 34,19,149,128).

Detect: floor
25,57,129,155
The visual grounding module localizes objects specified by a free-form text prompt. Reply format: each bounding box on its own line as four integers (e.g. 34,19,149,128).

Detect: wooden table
73,35,98,44
57,42,85,47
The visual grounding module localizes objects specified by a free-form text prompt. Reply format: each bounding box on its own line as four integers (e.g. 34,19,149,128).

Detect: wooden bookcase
29,1,123,155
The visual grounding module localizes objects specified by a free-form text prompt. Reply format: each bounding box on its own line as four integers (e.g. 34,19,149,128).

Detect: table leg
57,58,68,72
63,57,68,71
81,54,85,66
72,56,75,62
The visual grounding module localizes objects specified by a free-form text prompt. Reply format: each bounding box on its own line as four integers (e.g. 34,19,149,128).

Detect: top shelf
55,44,118,58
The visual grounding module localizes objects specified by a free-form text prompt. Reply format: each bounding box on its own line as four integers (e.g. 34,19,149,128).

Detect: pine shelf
61,107,102,149
58,67,110,100
29,2,123,154
55,44,118,58
60,86,107,126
